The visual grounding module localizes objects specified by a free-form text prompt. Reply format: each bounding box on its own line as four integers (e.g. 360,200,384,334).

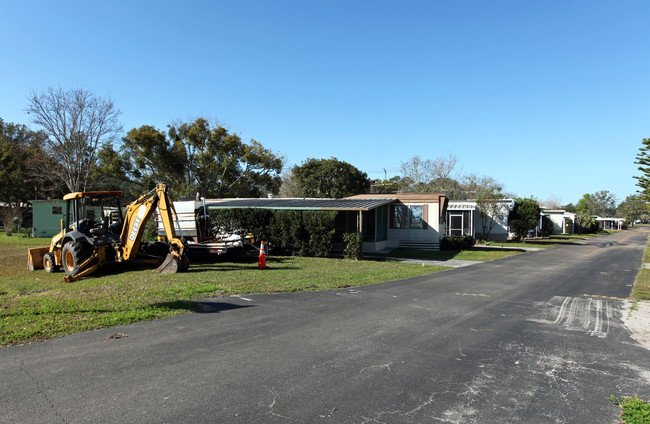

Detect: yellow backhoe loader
27,183,189,282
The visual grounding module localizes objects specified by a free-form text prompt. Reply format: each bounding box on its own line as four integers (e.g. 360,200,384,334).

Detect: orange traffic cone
258,241,267,269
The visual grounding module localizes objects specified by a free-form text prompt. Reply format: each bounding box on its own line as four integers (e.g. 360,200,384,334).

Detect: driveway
1,229,649,423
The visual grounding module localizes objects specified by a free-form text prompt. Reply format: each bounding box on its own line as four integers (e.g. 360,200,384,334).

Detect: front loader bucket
27,247,49,270
154,253,186,274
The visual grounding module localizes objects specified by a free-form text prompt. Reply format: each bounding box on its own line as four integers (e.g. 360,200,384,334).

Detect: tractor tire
61,241,91,277
43,252,59,273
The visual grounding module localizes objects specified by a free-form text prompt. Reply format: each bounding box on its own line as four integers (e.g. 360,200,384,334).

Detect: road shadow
152,300,256,314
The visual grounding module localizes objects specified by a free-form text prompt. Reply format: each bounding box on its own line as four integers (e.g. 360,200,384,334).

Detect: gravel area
623,300,650,350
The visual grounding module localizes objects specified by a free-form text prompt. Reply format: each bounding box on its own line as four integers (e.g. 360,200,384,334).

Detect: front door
449,213,464,236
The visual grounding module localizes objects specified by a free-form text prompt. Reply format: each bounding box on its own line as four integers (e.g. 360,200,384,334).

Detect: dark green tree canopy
0,118,60,229
96,118,283,198
292,157,371,198
0,118,57,204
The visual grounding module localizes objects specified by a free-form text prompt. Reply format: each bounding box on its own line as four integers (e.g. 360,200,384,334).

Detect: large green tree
0,119,56,229
616,194,647,222
574,194,594,234
508,197,541,241
291,157,370,198
634,137,650,199
170,119,283,198
571,191,618,234
96,118,283,198
588,190,617,217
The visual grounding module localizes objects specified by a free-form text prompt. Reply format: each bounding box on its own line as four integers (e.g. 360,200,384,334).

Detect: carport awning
202,197,397,212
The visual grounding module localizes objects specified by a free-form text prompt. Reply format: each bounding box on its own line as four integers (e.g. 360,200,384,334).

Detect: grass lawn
0,233,450,346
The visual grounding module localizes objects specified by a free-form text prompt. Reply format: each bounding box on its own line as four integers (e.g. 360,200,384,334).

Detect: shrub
441,235,476,250
540,216,554,237
343,232,363,260
269,210,309,255
509,197,541,241
608,396,650,424
303,211,336,257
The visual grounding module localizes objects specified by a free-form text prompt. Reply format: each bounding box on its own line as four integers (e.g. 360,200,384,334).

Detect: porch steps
398,240,440,251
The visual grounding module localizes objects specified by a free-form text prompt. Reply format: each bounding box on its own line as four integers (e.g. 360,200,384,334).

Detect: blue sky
1,0,648,205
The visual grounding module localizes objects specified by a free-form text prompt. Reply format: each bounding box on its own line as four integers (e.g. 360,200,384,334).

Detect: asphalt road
2,229,650,423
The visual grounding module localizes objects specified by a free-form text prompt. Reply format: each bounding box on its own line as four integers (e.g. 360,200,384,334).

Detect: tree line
2,86,647,232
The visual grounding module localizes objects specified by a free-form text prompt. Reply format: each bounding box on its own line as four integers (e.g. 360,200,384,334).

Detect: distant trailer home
595,217,625,230
540,209,575,235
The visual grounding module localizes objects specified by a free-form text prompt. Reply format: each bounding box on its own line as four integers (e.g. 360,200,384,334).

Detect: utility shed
31,199,108,238
31,199,66,238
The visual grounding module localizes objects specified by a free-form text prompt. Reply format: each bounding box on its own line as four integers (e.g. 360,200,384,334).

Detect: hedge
208,208,337,257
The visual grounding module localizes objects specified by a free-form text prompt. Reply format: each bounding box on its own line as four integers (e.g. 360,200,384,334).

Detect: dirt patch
623,300,650,350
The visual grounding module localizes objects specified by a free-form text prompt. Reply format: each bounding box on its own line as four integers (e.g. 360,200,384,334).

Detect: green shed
31,199,66,238
31,199,104,238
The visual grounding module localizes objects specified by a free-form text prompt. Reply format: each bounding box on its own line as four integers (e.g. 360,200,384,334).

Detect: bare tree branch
26,87,122,192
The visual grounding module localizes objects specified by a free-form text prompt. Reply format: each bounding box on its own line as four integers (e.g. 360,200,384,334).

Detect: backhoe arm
118,183,189,272
119,187,159,261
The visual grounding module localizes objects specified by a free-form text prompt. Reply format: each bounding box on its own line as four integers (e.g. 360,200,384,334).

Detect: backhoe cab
27,183,189,282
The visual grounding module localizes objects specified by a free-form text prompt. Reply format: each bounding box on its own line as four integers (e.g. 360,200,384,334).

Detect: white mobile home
540,210,575,234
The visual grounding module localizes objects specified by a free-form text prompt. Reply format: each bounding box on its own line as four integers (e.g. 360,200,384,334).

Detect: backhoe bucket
154,252,183,274
27,247,49,270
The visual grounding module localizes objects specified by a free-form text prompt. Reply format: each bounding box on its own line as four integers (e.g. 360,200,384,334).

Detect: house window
390,205,409,229
52,206,62,214
410,205,424,229
390,204,427,230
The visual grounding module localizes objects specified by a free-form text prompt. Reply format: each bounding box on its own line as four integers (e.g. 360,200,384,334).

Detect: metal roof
203,197,396,211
